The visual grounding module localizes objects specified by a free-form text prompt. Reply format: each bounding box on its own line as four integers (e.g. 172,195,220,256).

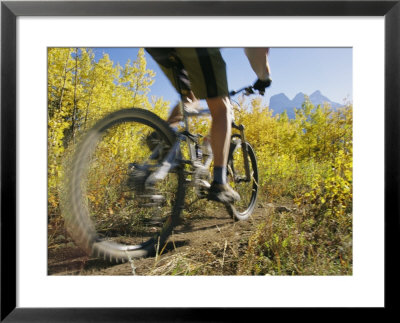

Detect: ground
48,202,279,276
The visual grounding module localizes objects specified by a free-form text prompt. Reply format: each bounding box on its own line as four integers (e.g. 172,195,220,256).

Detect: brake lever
244,87,255,96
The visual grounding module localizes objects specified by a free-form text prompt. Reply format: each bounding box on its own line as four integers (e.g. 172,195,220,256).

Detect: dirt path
48,203,276,276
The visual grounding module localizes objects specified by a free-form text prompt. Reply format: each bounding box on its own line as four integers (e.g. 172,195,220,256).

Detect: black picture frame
1,0,399,321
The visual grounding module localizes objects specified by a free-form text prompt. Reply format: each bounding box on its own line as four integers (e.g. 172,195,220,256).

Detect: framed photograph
1,0,398,321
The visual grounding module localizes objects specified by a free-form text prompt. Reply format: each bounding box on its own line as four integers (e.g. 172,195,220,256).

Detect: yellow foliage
232,97,352,201
47,48,170,217
48,47,352,231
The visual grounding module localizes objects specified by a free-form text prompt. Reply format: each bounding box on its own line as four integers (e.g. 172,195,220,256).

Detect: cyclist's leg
147,48,239,202
206,97,240,202
206,96,231,170
176,49,231,179
175,48,239,202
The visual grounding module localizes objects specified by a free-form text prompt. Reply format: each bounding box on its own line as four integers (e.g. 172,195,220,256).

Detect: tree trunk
57,49,72,112
71,48,79,143
84,71,97,130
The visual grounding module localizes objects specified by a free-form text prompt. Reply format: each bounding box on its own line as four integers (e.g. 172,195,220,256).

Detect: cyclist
145,48,271,204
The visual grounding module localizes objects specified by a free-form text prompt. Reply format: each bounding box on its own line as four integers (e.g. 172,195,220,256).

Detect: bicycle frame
146,60,253,188
66,55,261,262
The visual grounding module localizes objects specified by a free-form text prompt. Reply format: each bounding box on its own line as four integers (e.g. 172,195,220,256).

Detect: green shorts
145,48,229,100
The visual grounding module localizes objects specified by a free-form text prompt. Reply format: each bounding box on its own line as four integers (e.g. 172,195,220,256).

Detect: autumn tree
47,48,170,218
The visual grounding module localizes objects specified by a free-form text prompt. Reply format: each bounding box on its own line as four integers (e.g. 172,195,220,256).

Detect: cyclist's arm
244,48,271,82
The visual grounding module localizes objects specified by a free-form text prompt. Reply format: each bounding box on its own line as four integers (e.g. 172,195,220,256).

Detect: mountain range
269,91,342,118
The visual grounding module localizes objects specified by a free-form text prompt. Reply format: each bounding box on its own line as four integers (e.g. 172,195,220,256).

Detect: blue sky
93,47,352,107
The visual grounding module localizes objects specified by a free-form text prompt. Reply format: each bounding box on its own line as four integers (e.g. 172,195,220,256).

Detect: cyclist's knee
207,96,232,118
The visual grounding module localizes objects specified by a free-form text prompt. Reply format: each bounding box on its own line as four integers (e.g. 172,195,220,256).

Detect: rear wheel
63,108,185,262
226,134,259,221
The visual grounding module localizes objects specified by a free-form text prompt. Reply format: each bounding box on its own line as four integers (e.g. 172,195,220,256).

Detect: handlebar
229,86,264,97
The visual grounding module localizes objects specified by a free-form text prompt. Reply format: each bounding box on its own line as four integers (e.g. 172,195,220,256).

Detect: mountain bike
64,67,260,262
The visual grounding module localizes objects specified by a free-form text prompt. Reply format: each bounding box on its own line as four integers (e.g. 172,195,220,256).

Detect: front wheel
63,108,185,262
226,135,259,221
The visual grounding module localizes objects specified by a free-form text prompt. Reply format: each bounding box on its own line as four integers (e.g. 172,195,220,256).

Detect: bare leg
164,92,239,202
205,96,240,202
206,96,232,168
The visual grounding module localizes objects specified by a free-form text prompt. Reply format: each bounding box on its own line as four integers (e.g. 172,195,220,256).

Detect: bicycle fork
232,122,251,182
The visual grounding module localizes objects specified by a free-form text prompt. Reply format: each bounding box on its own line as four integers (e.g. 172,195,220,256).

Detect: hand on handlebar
252,78,272,96
229,78,271,97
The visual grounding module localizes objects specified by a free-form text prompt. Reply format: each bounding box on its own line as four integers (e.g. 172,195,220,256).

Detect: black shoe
207,181,240,204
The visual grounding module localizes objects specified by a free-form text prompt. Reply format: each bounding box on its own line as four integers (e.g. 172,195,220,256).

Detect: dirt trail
48,203,276,276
